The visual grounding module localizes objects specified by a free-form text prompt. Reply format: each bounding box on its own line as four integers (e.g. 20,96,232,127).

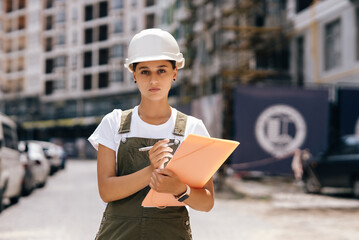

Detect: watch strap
175,184,190,202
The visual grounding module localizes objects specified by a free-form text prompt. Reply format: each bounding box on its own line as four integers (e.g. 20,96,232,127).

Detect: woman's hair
132,60,176,72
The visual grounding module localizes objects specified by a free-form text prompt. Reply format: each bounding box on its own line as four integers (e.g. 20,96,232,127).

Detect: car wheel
304,173,321,194
22,177,34,196
9,195,20,205
353,179,359,199
38,180,46,188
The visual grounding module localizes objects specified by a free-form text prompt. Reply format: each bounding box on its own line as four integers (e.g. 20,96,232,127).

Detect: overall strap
173,110,187,137
118,109,133,134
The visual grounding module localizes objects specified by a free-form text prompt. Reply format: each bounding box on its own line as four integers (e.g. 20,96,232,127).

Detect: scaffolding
220,0,289,84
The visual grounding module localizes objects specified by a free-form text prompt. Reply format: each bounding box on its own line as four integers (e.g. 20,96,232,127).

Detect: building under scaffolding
174,0,290,140
220,0,289,84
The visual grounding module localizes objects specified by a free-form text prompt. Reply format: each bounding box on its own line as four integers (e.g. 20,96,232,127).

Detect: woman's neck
138,101,172,125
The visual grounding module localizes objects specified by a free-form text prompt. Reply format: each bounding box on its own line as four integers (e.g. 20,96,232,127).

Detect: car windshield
329,135,359,155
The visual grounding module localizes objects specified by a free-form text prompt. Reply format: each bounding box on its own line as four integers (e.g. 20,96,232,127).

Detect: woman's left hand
149,169,187,196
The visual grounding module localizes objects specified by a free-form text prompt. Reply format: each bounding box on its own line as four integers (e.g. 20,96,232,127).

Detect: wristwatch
174,184,191,202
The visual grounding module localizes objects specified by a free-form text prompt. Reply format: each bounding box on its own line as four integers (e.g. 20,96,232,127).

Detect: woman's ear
133,73,137,84
172,67,178,81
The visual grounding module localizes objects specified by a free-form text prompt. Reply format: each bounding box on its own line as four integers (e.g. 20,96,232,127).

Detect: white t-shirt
88,106,210,157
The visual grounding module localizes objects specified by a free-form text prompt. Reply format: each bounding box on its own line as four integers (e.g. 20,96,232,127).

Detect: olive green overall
95,109,192,240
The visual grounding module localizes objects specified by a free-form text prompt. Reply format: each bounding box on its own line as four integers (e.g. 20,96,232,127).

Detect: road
0,160,359,240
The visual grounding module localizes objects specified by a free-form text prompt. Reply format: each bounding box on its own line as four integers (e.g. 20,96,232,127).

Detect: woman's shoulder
104,109,123,120
102,108,132,126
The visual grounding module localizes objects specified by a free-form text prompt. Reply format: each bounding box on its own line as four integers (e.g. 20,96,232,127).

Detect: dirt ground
213,177,359,240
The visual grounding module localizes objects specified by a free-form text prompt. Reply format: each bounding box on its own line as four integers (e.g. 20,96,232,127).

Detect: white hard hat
124,28,185,73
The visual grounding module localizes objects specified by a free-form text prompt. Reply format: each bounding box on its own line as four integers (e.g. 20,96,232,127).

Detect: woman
89,28,214,240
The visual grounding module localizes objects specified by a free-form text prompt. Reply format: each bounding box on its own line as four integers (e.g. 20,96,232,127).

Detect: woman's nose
149,75,158,84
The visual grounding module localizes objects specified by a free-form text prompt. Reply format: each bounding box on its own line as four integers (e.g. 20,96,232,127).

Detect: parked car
302,134,359,198
31,141,62,175
0,113,25,212
18,147,36,196
19,141,50,192
56,145,67,169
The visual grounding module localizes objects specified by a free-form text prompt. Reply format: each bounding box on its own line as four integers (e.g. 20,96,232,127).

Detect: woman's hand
149,168,186,196
148,139,173,170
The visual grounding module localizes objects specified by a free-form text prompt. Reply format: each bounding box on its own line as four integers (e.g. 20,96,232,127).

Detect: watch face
178,194,189,202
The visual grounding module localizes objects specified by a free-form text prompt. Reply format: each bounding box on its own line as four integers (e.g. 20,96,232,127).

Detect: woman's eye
141,70,149,75
158,69,166,74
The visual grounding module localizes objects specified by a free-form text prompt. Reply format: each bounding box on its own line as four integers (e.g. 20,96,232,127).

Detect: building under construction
171,0,290,140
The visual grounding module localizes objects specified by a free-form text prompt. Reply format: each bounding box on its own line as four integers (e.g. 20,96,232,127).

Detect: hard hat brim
124,55,185,73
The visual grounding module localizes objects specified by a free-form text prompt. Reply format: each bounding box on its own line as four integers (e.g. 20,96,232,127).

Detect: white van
0,113,24,212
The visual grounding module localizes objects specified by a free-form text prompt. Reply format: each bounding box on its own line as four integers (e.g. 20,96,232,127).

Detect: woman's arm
150,169,214,212
97,139,173,202
97,144,152,202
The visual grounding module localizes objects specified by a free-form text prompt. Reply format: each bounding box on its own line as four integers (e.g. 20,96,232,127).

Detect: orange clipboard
141,134,240,207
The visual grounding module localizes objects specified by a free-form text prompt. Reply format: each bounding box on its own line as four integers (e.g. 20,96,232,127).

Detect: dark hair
132,60,176,72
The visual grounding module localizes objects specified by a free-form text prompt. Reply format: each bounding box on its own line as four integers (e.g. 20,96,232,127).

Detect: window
6,0,12,13
131,17,137,32
83,74,92,90
85,5,93,21
296,0,313,13
71,77,77,90
45,37,52,51
330,136,359,155
98,72,109,88
45,15,53,30
146,14,155,28
98,25,108,41
112,44,123,58
112,70,123,82
72,8,78,21
146,0,155,7
99,1,108,18
19,0,26,9
45,0,53,9
56,78,65,90
71,54,77,68
114,20,123,33
324,19,341,71
55,55,66,67
45,80,54,95
56,11,65,23
83,51,92,67
45,58,54,73
113,0,123,9
131,0,137,7
2,124,17,150
57,33,65,45
72,31,77,44
18,15,26,30
99,48,109,65
84,28,93,44
6,19,12,33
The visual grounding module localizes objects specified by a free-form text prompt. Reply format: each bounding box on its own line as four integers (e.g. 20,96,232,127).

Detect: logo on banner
255,104,307,157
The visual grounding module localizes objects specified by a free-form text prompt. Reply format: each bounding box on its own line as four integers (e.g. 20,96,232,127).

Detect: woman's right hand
148,139,173,170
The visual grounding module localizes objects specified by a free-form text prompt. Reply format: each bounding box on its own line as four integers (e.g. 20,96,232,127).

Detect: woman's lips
149,88,160,92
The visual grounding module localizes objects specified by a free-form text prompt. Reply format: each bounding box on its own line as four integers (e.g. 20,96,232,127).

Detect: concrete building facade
288,0,359,87
0,0,171,139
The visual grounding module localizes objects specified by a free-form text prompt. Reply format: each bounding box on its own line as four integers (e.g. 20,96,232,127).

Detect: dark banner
231,86,329,174
338,89,359,137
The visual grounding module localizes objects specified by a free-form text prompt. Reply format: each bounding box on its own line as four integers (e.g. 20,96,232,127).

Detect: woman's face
133,60,177,102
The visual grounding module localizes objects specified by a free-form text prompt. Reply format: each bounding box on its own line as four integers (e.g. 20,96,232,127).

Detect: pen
138,143,175,152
